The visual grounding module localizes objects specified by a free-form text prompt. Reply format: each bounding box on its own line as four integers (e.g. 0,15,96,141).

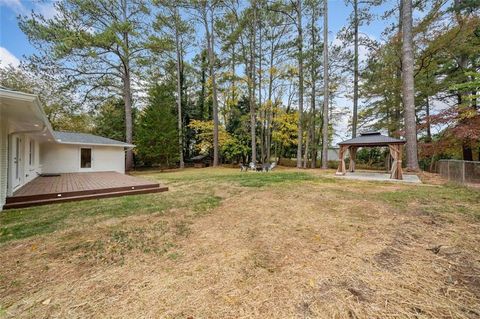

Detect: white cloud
0,46,20,67
34,1,59,19
0,0,26,14
0,0,59,18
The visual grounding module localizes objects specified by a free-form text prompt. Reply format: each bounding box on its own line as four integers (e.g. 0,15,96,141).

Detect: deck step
6,183,161,204
4,186,169,209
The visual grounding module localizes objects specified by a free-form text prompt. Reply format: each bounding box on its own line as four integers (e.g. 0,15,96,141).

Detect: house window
80,148,92,168
29,140,35,166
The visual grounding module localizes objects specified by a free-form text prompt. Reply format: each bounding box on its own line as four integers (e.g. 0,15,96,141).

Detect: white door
12,136,22,189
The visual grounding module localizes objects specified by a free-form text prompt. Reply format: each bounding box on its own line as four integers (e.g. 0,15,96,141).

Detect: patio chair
262,162,277,172
249,162,257,171
239,163,248,172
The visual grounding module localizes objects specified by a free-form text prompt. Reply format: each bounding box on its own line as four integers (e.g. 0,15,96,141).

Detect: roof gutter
55,141,135,149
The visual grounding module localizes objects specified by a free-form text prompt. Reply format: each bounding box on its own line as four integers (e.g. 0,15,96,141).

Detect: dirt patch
374,223,420,270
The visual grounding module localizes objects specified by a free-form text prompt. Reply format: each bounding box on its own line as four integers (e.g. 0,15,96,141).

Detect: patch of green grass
0,305,6,317
167,251,182,260
192,195,222,215
378,184,480,219
0,191,222,244
225,172,315,187
143,168,316,188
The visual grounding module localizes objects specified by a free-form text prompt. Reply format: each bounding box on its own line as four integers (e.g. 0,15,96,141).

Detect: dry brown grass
1,167,479,318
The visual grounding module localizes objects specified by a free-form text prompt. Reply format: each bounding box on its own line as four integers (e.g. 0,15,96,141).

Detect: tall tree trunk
123,69,134,171
267,39,275,164
200,51,207,119
352,0,359,138
303,127,309,168
462,142,473,161
321,0,329,169
231,30,236,110
401,0,419,170
174,7,184,169
393,0,403,138
121,0,133,171
296,0,304,168
457,93,474,160
425,95,431,142
205,8,219,166
250,0,257,164
310,5,317,168
258,10,264,163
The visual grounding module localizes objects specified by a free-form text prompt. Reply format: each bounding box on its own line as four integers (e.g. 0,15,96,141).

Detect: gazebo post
389,144,403,180
336,145,347,175
397,144,403,179
349,146,357,172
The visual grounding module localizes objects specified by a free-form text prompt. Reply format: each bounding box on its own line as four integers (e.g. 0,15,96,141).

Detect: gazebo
336,132,406,180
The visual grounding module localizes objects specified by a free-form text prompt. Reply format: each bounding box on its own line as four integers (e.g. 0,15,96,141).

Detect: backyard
0,168,479,318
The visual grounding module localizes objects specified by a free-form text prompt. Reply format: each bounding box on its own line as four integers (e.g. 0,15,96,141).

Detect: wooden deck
5,172,168,209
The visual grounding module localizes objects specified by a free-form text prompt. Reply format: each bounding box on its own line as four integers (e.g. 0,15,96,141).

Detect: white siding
0,118,7,210
41,143,80,174
92,146,125,173
41,143,125,174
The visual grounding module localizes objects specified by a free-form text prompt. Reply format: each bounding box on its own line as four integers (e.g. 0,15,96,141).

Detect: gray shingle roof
338,132,405,146
53,131,134,147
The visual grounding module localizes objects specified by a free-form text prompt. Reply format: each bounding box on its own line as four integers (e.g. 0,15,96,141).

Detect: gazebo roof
338,132,406,147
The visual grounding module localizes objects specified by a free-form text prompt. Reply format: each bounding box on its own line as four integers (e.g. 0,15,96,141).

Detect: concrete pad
335,171,422,184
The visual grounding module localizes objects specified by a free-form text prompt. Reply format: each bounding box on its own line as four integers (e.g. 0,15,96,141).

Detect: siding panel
0,119,8,210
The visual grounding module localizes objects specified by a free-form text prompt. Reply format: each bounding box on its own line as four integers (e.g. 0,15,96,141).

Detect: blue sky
0,0,60,65
0,0,399,68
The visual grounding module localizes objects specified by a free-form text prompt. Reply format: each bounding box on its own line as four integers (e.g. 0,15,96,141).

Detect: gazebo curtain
336,145,349,175
349,147,357,172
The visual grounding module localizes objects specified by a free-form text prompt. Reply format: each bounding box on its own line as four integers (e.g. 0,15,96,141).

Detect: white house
0,87,134,210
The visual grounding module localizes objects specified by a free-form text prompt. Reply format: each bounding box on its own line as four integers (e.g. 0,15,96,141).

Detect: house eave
55,141,135,148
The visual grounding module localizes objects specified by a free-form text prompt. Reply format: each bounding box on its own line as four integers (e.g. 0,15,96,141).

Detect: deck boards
13,172,158,197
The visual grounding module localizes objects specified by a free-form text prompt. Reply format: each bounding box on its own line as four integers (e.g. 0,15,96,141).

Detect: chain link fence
437,160,480,185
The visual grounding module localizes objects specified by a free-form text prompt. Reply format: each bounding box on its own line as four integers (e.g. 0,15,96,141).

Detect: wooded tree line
358,0,480,168
0,0,478,170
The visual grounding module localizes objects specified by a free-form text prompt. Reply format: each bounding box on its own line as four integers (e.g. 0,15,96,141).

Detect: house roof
0,87,56,141
338,132,406,146
53,131,134,148
1,87,134,148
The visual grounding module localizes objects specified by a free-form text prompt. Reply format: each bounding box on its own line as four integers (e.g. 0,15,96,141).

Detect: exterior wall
0,118,7,210
41,143,80,174
41,143,125,174
92,146,125,173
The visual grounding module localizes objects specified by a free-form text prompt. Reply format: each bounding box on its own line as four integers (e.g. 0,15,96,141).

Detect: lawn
0,167,479,318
